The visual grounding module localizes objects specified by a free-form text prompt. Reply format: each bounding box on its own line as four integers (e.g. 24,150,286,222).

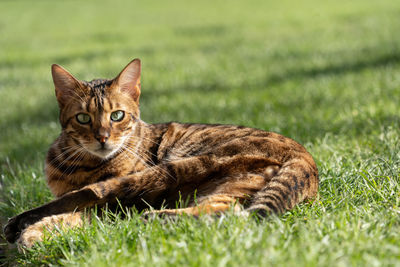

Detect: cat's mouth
97,146,112,153
95,145,118,157
83,143,121,159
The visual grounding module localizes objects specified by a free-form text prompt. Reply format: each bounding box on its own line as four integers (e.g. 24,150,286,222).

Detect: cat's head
51,59,141,159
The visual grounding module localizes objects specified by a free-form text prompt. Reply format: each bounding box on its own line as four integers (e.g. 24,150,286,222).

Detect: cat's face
60,82,139,159
52,59,141,159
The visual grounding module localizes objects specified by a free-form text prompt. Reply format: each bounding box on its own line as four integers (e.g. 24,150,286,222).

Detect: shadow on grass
0,45,156,69
167,49,400,95
264,51,400,86
0,100,59,164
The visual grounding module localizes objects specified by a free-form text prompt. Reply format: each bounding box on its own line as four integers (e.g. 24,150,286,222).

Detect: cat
4,59,319,248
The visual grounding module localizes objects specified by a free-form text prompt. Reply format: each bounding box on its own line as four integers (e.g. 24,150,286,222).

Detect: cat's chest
87,154,149,183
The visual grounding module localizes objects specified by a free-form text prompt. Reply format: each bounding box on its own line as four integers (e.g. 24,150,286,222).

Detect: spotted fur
4,59,319,247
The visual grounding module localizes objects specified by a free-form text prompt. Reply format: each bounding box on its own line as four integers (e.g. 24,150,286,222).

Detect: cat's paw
17,224,46,249
3,212,42,243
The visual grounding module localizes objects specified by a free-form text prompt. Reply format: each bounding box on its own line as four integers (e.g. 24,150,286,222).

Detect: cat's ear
114,58,141,103
51,64,82,108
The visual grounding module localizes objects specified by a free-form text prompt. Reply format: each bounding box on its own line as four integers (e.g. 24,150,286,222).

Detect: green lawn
1,0,400,266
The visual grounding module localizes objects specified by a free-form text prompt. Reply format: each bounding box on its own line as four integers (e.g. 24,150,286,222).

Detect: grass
0,0,400,265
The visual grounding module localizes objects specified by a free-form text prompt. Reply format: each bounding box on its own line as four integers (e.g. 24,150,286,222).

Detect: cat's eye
76,113,91,124
110,110,125,122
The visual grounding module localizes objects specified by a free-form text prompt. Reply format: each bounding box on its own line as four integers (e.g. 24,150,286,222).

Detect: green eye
76,113,91,124
110,110,125,122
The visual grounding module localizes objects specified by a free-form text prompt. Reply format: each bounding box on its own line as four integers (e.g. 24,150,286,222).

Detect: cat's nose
95,127,110,146
95,133,110,146
97,135,108,144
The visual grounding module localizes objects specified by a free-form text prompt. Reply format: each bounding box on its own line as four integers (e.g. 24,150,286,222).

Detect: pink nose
95,133,109,145
95,128,110,145
98,135,108,144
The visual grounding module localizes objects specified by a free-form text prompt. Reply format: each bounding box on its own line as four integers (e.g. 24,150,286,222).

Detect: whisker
56,147,85,179
122,144,177,182
65,149,87,177
48,145,81,165
47,146,84,178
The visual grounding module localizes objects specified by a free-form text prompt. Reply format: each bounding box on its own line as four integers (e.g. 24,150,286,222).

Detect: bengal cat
4,59,319,248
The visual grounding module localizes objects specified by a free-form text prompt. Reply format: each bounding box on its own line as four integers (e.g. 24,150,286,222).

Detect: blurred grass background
0,0,399,266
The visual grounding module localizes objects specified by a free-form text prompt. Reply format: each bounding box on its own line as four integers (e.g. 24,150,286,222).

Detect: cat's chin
88,147,119,160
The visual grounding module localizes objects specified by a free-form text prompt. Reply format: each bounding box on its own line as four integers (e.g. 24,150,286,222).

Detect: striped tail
246,153,319,216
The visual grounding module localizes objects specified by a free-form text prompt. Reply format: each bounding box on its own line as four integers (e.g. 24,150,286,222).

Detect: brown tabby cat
4,59,319,248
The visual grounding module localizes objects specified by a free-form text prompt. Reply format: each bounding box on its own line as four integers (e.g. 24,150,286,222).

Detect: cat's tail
246,152,319,216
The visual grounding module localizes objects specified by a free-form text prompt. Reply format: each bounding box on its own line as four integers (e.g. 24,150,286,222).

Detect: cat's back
155,122,309,163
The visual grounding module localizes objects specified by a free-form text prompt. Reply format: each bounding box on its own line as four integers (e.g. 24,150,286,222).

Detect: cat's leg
144,165,281,217
144,155,318,218
246,154,319,216
4,155,280,243
144,194,242,218
18,211,85,248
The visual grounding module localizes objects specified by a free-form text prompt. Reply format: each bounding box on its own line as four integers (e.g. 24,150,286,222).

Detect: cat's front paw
17,224,46,249
3,212,42,243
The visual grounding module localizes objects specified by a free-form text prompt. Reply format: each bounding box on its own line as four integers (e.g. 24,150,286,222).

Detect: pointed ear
51,64,82,108
114,58,141,103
